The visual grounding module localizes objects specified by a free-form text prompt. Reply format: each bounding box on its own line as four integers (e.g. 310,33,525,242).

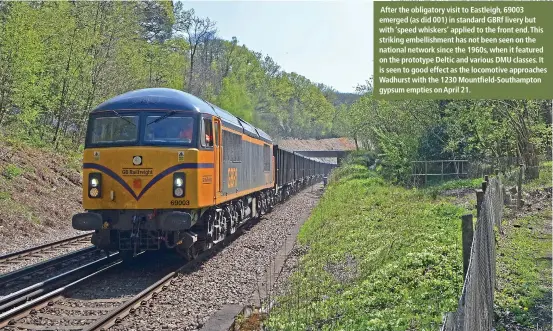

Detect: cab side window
201,117,214,148
214,120,220,147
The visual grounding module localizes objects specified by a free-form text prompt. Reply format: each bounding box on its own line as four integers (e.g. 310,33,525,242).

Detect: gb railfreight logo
121,168,154,176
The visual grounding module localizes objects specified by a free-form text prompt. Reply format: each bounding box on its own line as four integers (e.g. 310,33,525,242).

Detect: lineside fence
440,175,504,331
411,160,469,186
411,155,547,187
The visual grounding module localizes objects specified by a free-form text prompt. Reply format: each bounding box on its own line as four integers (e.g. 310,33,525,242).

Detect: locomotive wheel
227,205,237,235
204,211,214,250
176,243,198,261
265,194,270,211
212,209,226,244
261,193,267,214
257,197,263,216
219,212,227,241
263,193,269,212
237,200,245,226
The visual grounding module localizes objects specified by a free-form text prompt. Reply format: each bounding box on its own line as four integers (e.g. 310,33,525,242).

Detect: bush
343,150,378,168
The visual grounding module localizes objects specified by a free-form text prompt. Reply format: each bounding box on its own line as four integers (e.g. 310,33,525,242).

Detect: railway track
0,251,203,331
0,217,260,331
85,254,206,331
0,251,122,330
0,247,106,297
0,234,93,276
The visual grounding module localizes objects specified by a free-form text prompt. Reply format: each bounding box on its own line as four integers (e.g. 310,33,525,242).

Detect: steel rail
0,233,92,263
0,246,98,288
85,267,178,331
0,251,121,328
0,183,323,330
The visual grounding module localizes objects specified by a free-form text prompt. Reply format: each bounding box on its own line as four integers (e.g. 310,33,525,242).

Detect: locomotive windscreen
144,115,194,143
89,114,139,145
86,111,197,148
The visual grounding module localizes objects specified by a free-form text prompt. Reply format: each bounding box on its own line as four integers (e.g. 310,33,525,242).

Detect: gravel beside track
0,229,90,258
0,240,93,277
110,184,324,331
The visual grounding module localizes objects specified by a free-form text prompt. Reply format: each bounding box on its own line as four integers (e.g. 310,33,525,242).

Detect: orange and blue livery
72,88,334,259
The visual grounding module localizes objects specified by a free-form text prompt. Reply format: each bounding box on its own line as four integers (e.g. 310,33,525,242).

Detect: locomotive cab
72,89,225,259
71,88,302,261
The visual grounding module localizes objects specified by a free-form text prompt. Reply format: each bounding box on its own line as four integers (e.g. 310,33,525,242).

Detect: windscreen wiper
108,110,136,127
147,110,177,126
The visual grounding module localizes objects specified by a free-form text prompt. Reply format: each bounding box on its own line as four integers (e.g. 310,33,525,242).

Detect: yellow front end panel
82,147,215,210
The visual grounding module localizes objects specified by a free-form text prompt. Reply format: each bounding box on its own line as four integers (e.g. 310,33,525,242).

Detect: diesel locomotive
72,88,335,259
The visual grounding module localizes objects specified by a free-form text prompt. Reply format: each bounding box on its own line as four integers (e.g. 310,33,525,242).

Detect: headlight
89,187,99,197
173,172,185,198
88,173,102,198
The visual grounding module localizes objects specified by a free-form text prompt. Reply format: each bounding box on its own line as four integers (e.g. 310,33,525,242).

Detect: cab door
213,118,222,200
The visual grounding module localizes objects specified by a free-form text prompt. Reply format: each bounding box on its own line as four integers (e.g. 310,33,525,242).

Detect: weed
329,163,381,184
2,164,23,179
0,194,37,224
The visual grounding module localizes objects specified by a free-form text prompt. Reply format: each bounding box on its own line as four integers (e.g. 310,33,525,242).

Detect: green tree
0,0,346,150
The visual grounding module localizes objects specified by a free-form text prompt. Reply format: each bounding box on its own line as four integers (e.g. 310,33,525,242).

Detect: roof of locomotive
91,88,273,144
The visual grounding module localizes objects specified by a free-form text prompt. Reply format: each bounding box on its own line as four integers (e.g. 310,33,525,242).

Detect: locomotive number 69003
171,200,190,206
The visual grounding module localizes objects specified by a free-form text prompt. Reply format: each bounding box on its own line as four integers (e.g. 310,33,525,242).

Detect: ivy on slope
266,165,465,331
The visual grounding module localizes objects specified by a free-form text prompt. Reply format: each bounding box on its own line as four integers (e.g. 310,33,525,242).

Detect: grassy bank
494,160,552,330
495,209,552,330
265,164,466,330
0,140,85,252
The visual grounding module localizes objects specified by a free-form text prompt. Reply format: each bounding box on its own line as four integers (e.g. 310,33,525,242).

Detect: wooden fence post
482,180,487,193
476,189,484,220
462,214,474,280
441,161,444,182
